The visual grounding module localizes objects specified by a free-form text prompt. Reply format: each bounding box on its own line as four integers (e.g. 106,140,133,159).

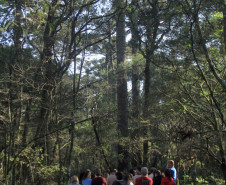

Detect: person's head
115,172,123,180
124,173,133,183
160,169,165,178
154,170,161,177
91,172,96,179
110,169,117,174
136,166,141,175
141,167,148,176
95,168,102,176
129,169,135,176
149,167,156,174
71,175,79,184
164,169,172,181
168,160,174,168
83,169,91,179
104,172,109,179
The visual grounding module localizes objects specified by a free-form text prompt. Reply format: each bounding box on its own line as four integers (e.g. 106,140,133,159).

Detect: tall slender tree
114,0,129,171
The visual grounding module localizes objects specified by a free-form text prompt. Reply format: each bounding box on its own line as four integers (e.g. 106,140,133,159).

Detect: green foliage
0,0,225,184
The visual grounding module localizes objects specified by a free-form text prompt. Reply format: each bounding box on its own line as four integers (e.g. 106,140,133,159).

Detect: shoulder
170,168,176,172
137,177,153,183
144,177,153,181
101,177,107,181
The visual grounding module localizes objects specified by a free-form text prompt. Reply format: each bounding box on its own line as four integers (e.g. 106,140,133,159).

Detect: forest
0,0,225,184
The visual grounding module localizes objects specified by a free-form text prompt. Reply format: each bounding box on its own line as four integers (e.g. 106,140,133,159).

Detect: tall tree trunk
143,51,151,165
106,33,117,104
36,1,58,168
115,0,129,171
221,0,226,64
67,56,77,171
10,0,24,183
142,0,160,165
129,0,141,166
131,0,140,124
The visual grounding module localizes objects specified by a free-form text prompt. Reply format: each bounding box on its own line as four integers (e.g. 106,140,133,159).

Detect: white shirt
148,173,153,179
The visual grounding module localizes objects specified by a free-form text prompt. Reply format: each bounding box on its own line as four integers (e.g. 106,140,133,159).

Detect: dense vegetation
0,0,225,184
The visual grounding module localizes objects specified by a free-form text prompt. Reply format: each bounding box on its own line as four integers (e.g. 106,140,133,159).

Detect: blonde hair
71,175,79,183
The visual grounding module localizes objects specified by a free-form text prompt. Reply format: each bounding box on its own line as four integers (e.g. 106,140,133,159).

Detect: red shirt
160,177,175,185
91,177,107,185
135,176,153,185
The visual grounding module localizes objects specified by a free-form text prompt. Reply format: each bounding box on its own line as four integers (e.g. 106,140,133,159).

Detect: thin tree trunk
221,0,226,64
91,116,111,171
143,51,151,165
67,56,77,170
131,0,140,123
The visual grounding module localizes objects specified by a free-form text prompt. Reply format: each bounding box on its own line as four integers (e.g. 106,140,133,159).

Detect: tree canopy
0,0,225,184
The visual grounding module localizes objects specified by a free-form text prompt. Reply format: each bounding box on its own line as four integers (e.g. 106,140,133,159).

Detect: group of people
69,160,177,185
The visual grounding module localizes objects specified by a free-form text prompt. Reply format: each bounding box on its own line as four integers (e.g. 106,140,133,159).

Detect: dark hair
82,169,91,180
150,167,157,173
79,172,85,182
164,169,172,181
111,169,117,173
124,173,133,183
136,166,141,172
91,172,95,179
129,169,135,176
115,172,123,180
95,168,101,176
154,170,161,176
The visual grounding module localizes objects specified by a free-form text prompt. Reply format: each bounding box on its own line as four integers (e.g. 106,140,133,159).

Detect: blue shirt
170,167,177,184
82,177,92,185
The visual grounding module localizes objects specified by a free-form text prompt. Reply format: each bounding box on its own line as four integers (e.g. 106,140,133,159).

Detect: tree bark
143,51,151,165
115,0,129,171
35,1,58,167
131,0,140,122
92,116,111,171
10,0,24,183
221,0,226,64
141,0,160,165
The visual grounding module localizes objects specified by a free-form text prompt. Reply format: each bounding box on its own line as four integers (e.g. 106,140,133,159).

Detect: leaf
49,23,54,33
43,3,49,12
